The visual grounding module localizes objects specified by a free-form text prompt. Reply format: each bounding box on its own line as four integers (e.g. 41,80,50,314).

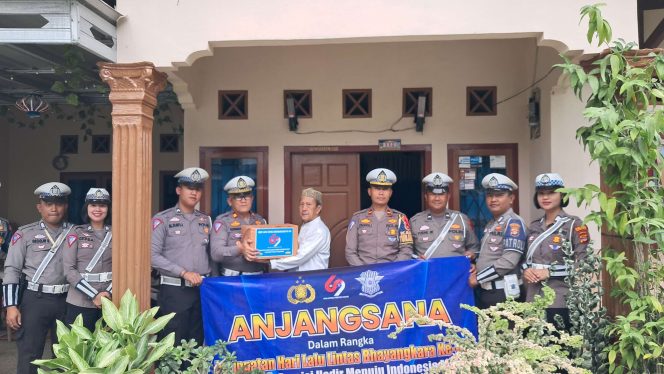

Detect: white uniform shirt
271,216,330,272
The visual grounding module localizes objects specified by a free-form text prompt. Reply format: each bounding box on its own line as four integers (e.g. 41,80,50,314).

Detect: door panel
291,154,360,268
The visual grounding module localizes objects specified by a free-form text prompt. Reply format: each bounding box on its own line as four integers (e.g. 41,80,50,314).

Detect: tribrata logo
356,270,384,298
287,277,315,304
268,233,281,247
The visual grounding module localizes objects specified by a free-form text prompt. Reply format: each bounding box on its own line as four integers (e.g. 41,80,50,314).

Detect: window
91,135,111,154
283,90,312,118
218,90,248,119
342,89,372,118
467,86,497,116
403,88,432,117
60,135,79,154
160,134,179,153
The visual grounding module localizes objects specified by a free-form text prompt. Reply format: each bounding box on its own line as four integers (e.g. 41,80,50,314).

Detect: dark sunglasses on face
232,193,253,201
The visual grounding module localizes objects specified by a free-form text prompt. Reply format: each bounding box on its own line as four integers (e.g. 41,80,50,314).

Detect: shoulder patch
67,234,78,248
575,225,589,244
213,221,223,233
509,223,522,237
400,214,411,231
11,232,22,245
152,218,163,230
348,220,356,231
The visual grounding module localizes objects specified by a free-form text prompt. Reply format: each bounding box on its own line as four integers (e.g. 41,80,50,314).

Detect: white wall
1,104,184,226
116,0,638,69
550,84,600,241
182,39,543,223
526,43,565,220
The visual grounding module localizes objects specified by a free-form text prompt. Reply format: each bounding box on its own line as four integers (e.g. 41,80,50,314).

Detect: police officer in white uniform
210,176,267,276
471,173,527,308
151,167,212,344
3,182,73,374
63,188,113,332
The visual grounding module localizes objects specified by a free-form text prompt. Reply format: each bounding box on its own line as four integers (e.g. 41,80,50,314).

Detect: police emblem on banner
287,277,315,304
356,270,384,298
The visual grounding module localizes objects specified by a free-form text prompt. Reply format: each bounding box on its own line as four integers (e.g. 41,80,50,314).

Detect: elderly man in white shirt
243,188,331,271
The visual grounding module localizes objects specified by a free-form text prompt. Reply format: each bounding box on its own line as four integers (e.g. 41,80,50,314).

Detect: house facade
0,1,647,269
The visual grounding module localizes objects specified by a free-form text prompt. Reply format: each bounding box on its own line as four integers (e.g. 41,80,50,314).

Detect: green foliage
33,290,176,373
389,287,589,374
155,339,263,374
556,3,664,373
563,240,609,373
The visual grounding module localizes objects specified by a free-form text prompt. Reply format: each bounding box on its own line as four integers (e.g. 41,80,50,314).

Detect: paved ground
0,330,53,373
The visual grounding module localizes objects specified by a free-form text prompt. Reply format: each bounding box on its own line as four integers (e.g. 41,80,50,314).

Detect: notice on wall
461,169,476,180
489,155,506,168
458,156,471,169
460,180,475,190
470,156,482,166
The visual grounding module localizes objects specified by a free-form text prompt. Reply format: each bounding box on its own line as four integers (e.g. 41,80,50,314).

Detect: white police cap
224,176,255,194
34,182,71,202
85,188,111,204
481,173,517,192
535,173,565,189
175,167,209,187
422,172,453,194
366,168,397,186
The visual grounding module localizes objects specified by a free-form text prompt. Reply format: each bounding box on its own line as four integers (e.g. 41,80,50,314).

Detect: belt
160,275,207,287
26,282,69,294
222,269,263,276
523,263,569,277
480,277,523,291
81,272,112,283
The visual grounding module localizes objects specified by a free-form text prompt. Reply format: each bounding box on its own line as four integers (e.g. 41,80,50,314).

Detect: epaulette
17,221,41,231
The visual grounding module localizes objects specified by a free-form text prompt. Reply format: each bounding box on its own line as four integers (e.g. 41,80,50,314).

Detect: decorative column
98,62,167,310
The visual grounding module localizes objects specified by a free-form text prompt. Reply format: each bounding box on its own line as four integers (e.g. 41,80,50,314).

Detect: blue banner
201,257,477,373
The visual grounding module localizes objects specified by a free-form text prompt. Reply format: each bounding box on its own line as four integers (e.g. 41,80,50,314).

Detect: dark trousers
65,303,102,332
476,286,525,309
157,285,203,345
16,290,67,374
476,288,506,309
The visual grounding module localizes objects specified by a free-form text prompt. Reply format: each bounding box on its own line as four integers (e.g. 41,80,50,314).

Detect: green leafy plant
563,240,609,373
556,3,664,373
389,287,588,373
155,339,263,374
33,290,175,373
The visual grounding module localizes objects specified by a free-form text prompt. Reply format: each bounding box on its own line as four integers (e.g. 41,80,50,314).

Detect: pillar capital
98,62,168,104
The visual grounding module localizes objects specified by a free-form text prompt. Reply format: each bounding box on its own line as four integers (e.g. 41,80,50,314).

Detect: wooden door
290,153,360,268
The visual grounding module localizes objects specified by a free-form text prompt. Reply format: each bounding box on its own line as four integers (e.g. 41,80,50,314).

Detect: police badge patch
66,234,77,248
11,232,22,245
